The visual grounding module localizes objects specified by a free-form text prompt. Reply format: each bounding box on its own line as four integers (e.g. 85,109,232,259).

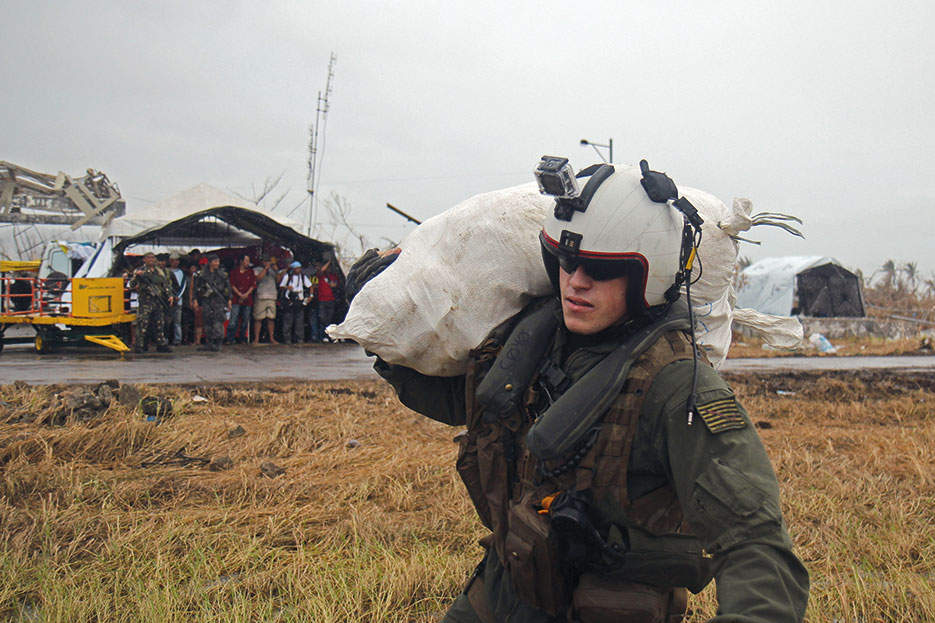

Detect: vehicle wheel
35,331,53,354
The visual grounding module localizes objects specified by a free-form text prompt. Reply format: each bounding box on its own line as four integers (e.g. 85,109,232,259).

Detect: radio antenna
307,52,337,237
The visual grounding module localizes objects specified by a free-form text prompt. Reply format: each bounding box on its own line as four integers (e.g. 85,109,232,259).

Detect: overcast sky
4,0,934,279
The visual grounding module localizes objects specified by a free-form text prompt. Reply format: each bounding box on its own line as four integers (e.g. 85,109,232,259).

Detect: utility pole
307,52,337,237
580,137,613,164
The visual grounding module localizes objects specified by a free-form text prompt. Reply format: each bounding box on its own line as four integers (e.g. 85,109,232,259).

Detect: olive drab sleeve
218,270,232,300
373,358,468,427
642,360,809,623
161,271,172,298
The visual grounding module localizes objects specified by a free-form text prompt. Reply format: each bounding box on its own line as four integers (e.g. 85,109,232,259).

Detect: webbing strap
585,331,695,509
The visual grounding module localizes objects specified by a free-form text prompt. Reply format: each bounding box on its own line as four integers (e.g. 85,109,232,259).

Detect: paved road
719,355,935,373
2,335,935,385
0,342,380,385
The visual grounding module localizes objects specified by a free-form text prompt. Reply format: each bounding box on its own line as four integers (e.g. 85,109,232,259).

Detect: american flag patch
697,397,746,434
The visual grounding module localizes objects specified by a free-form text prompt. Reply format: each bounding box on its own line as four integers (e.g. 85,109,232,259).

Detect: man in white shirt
279,261,312,344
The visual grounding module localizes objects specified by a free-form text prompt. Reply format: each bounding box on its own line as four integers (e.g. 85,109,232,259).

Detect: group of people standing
127,249,340,353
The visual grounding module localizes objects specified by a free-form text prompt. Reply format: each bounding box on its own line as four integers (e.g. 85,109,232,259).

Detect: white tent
106,184,302,238
737,256,865,317
109,183,337,273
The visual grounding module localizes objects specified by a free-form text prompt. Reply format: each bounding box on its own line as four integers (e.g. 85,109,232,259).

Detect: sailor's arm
373,358,467,427
645,361,810,623
344,247,468,424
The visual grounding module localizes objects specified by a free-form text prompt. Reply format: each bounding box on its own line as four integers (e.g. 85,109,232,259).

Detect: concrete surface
0,341,380,385
719,354,935,373
2,332,935,385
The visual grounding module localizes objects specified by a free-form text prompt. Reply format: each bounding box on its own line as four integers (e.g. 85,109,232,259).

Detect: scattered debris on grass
260,460,286,478
0,376,931,621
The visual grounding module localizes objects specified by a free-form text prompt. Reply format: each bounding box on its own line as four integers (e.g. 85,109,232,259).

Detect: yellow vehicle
0,260,134,354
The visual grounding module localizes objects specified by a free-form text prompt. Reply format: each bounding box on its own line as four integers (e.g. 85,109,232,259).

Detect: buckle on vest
537,358,571,396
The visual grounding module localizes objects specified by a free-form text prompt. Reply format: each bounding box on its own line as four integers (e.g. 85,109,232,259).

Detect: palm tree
902,261,919,294
924,272,935,297
880,259,897,289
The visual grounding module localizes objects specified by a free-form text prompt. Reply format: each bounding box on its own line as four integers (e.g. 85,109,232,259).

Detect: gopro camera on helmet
535,156,580,199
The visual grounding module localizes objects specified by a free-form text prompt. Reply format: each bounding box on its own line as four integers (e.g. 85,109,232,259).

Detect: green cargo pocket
691,458,768,545
691,459,782,553
571,574,682,623
504,496,568,616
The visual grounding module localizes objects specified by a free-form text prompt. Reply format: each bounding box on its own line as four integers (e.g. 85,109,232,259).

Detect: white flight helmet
537,157,697,313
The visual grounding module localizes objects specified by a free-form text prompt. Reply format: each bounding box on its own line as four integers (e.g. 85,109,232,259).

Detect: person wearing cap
347,158,808,622
128,252,173,353
279,261,312,344
194,253,231,352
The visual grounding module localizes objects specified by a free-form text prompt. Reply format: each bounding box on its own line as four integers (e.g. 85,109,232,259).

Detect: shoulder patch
696,397,746,434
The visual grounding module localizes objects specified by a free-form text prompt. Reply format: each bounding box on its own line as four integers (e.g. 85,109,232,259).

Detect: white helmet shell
541,163,685,308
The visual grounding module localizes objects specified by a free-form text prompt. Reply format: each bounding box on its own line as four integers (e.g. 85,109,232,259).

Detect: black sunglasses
557,255,633,281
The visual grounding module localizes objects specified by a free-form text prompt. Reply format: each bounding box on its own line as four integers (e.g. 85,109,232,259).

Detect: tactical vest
196,269,229,303
457,311,713,622
132,268,169,303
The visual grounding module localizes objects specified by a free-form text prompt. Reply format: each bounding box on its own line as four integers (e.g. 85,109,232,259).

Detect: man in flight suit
347,158,809,623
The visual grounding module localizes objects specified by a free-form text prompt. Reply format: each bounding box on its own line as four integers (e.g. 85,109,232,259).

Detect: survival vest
457,298,714,621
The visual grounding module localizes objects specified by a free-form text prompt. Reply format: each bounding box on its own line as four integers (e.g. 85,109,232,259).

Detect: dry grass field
0,372,933,622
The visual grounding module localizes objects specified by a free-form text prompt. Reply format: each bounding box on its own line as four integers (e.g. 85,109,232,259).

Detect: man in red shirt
314,259,339,342
227,254,257,344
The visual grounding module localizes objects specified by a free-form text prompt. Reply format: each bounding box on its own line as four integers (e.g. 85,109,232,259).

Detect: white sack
682,193,804,362
329,183,553,376
682,190,743,367
330,178,797,375
732,307,804,349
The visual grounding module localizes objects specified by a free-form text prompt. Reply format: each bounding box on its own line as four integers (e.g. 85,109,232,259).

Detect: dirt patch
724,369,935,399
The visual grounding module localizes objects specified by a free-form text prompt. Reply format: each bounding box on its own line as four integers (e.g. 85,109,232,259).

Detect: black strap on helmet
553,164,615,222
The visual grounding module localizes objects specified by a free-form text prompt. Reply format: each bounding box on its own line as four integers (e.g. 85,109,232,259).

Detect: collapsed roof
0,160,125,229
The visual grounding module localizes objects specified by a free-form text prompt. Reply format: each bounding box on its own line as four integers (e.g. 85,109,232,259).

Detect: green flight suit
375,298,809,623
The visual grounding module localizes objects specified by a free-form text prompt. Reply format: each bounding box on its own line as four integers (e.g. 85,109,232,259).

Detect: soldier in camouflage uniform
129,252,173,353
194,253,231,352
347,159,809,623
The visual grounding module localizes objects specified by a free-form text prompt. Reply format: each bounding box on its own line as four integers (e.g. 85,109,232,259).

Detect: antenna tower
307,52,337,236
